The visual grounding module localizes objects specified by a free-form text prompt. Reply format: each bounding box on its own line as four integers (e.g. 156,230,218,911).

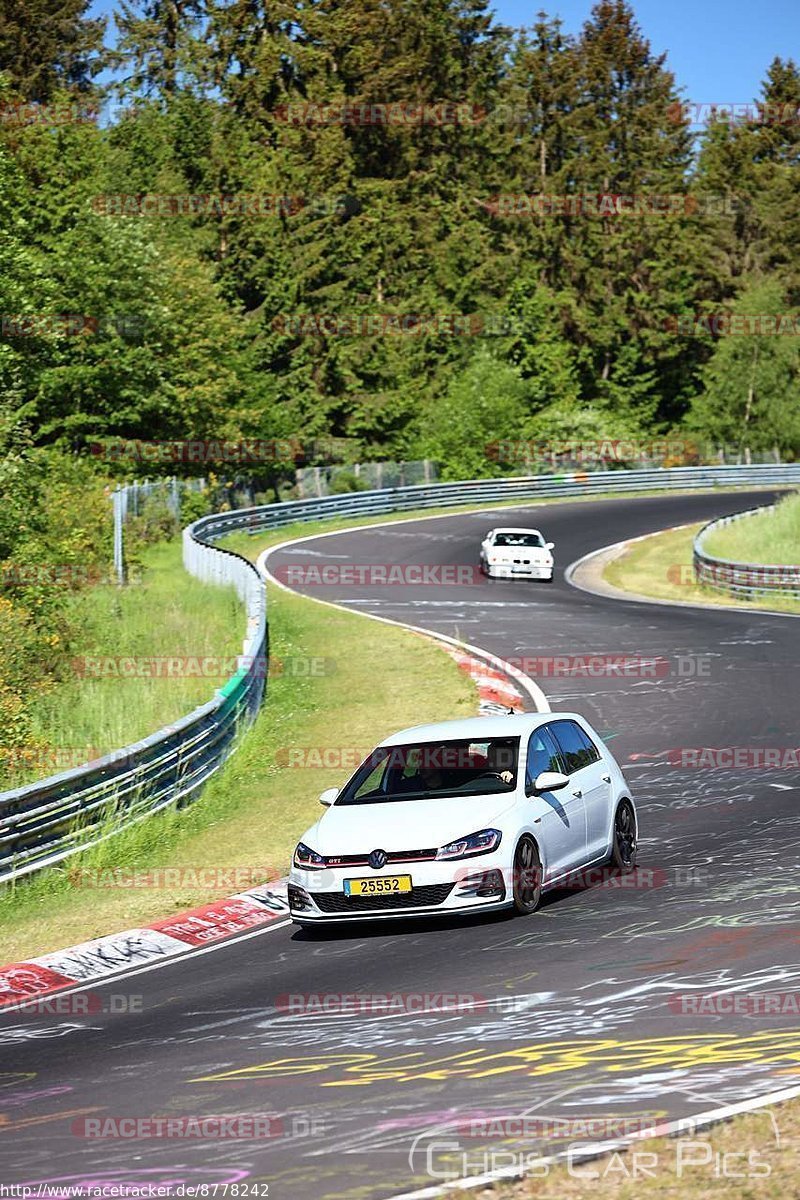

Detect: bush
328,470,367,494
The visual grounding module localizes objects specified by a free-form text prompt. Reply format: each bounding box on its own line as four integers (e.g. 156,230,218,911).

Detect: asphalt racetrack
4,488,800,1200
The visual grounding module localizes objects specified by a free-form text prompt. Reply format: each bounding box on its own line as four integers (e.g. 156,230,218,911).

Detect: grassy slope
703,490,800,565
494,1106,796,1198
604,523,800,615
3,540,245,787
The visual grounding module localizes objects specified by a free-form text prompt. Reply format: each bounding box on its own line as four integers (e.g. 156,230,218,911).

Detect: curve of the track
4,489,800,1200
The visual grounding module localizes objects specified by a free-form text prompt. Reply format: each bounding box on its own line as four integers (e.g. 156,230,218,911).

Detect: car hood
304,792,518,854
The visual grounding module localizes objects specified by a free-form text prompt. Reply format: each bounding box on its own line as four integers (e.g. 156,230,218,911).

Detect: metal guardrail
1,462,799,885
694,505,800,599
0,520,265,884
192,462,800,540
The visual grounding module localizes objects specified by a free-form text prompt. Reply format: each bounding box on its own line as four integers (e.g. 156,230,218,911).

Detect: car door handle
601,774,611,783
572,789,582,798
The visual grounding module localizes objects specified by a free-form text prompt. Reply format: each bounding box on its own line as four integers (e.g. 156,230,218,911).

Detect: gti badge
368,849,388,870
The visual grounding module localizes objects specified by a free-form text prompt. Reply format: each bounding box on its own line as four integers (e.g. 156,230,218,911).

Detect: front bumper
486,563,553,579
289,857,511,922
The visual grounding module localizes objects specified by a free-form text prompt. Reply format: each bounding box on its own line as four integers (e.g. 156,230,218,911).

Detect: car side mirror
528,771,569,795
545,541,555,550
319,787,338,807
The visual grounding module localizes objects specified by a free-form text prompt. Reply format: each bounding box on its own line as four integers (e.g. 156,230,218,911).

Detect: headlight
294,842,326,870
436,828,502,861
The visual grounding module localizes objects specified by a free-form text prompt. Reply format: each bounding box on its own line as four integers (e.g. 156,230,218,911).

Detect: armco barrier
694,505,800,599
1,463,798,885
188,463,800,540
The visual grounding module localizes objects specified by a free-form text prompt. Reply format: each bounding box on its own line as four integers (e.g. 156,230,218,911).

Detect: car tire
512,835,542,914
609,799,637,872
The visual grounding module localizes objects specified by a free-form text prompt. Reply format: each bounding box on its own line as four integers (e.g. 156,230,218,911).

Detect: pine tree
113,0,206,100
0,0,105,100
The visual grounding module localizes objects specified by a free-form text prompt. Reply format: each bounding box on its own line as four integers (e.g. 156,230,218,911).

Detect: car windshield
493,532,545,547
336,738,521,805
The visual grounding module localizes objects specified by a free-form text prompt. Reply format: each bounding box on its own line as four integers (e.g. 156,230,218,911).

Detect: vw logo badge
368,849,387,870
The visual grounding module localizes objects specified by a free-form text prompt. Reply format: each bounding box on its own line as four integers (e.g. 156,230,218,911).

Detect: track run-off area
2,487,799,1200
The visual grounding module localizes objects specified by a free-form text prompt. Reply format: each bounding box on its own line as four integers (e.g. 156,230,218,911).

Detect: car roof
489,527,544,535
378,712,586,746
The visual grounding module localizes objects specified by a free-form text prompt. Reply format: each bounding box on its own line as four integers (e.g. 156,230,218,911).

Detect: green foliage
0,0,105,100
328,470,367,494
688,279,800,455
0,0,798,479
419,349,529,480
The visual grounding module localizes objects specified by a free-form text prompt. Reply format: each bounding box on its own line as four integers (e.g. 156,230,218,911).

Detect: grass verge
603,523,800,615
0,580,475,961
3,540,245,787
703,490,800,565
494,1104,797,1198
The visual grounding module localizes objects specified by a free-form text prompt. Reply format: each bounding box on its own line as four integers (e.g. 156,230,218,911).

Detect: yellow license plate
344,875,412,896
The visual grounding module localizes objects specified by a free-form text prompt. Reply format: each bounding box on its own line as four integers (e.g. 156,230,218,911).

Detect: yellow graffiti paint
0,1106,102,1133
193,1032,800,1088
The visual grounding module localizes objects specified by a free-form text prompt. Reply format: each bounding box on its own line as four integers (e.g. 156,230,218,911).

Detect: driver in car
483,742,515,785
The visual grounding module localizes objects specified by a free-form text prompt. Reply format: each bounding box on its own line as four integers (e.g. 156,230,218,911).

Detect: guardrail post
113,486,126,585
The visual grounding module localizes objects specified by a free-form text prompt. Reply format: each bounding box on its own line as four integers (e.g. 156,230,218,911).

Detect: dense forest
1,0,799,483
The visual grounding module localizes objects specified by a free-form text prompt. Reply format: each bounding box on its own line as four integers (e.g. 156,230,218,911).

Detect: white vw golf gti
289,713,637,924
479,527,555,581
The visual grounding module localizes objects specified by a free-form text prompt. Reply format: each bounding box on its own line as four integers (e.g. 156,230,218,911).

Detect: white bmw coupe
288,713,637,925
479,527,555,581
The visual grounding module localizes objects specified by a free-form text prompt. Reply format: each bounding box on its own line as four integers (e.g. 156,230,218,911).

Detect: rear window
494,532,545,548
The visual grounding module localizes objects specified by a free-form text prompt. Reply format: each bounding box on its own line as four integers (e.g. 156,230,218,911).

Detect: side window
352,751,391,799
550,720,601,774
525,726,564,788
